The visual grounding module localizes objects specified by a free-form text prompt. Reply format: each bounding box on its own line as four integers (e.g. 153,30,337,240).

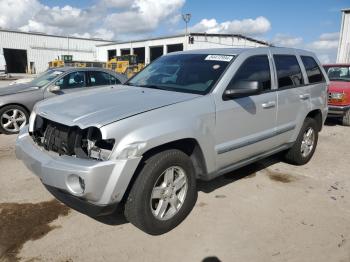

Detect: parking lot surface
0,117,350,261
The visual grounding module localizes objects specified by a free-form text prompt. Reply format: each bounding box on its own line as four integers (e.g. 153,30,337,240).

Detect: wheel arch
121,138,207,203
0,103,30,115
141,138,208,179
306,109,323,131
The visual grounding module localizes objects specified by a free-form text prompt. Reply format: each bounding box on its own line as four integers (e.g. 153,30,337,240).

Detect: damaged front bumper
15,126,142,216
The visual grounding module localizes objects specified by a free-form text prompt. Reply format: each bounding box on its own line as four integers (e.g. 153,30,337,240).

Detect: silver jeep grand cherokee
16,47,328,235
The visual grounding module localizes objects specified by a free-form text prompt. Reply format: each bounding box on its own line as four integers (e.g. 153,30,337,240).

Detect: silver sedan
0,67,127,134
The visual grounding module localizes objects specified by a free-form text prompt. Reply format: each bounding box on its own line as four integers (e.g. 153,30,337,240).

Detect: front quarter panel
101,95,217,175
0,90,44,112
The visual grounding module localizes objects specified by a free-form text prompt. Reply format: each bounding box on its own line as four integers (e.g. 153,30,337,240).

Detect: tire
342,109,350,126
124,149,197,235
0,105,29,135
284,117,319,165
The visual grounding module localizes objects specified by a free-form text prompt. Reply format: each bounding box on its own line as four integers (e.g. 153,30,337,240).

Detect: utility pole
182,13,191,36
182,13,191,50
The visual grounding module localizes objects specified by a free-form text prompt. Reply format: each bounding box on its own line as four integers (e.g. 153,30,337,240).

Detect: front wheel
0,105,29,134
284,117,319,165
124,149,197,235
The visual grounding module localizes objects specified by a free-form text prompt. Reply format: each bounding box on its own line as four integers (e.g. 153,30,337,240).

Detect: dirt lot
0,121,350,262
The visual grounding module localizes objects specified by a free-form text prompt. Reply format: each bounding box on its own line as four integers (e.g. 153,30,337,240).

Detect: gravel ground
0,122,350,262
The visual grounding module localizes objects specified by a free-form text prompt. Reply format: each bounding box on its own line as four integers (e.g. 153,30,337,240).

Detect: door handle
261,101,276,109
299,94,310,100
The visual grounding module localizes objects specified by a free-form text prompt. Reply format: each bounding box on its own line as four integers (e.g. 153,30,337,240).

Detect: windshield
323,66,350,82
30,69,64,87
127,54,234,95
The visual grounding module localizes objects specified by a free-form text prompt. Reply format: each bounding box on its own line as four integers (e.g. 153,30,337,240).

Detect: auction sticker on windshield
205,55,234,62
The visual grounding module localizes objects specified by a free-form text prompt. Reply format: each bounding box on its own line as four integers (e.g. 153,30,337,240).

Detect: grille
32,116,88,158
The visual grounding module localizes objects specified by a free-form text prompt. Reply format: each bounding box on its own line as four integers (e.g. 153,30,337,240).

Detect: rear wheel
284,117,318,165
342,109,350,126
124,149,197,235
0,105,29,134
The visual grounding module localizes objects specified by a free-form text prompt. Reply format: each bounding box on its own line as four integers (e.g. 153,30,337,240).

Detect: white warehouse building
337,8,350,63
96,33,270,65
0,28,112,74
0,30,269,74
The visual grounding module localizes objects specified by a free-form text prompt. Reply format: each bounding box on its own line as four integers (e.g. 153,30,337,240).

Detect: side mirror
223,80,261,100
47,84,61,93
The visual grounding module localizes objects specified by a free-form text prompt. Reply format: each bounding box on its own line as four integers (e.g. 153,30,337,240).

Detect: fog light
67,174,85,195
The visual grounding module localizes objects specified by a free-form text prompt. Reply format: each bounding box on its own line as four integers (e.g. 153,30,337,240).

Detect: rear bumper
15,126,142,214
328,105,350,116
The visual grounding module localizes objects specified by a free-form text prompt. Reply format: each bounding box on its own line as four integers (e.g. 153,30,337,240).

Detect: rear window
274,55,304,89
301,56,324,84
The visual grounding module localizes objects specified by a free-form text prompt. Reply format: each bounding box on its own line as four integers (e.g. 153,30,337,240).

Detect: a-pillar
145,46,150,65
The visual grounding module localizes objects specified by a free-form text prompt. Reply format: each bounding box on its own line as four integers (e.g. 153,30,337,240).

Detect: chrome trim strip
217,124,296,154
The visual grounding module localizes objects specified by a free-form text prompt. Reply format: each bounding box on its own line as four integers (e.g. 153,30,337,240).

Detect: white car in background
0,53,6,75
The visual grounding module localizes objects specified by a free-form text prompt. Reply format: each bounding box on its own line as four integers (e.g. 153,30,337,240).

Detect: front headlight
83,127,115,161
330,92,345,100
88,138,115,161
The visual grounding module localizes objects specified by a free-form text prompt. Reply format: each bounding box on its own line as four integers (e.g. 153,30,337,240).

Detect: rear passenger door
270,51,309,145
87,71,121,88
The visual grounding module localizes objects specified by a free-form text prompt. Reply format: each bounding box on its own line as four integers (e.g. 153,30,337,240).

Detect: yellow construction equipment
48,55,106,69
107,54,144,78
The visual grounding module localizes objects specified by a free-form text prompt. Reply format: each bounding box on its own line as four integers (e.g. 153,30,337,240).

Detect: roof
341,8,350,12
96,32,270,47
169,47,314,56
0,28,113,42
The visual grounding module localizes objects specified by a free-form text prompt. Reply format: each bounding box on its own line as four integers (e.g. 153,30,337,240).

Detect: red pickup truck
323,64,350,126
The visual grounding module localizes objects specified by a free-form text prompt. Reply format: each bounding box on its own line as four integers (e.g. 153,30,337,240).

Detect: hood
0,83,39,96
328,81,350,93
36,85,200,128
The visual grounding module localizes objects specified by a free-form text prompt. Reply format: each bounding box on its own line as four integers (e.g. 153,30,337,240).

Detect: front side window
56,71,86,89
323,66,350,82
301,56,324,84
227,55,271,91
89,71,120,86
274,55,304,89
127,54,234,95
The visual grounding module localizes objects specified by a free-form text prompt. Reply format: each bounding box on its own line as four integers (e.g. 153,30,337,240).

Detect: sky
0,0,347,63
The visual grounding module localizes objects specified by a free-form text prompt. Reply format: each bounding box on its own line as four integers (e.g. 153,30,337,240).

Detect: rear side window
228,55,271,91
274,55,304,89
89,71,120,86
301,56,324,84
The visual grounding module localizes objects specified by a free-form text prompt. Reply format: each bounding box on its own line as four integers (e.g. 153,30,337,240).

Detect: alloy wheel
150,166,188,221
0,109,27,133
301,127,315,158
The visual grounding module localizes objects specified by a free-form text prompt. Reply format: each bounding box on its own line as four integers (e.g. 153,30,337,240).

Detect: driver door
214,54,279,169
44,71,87,98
